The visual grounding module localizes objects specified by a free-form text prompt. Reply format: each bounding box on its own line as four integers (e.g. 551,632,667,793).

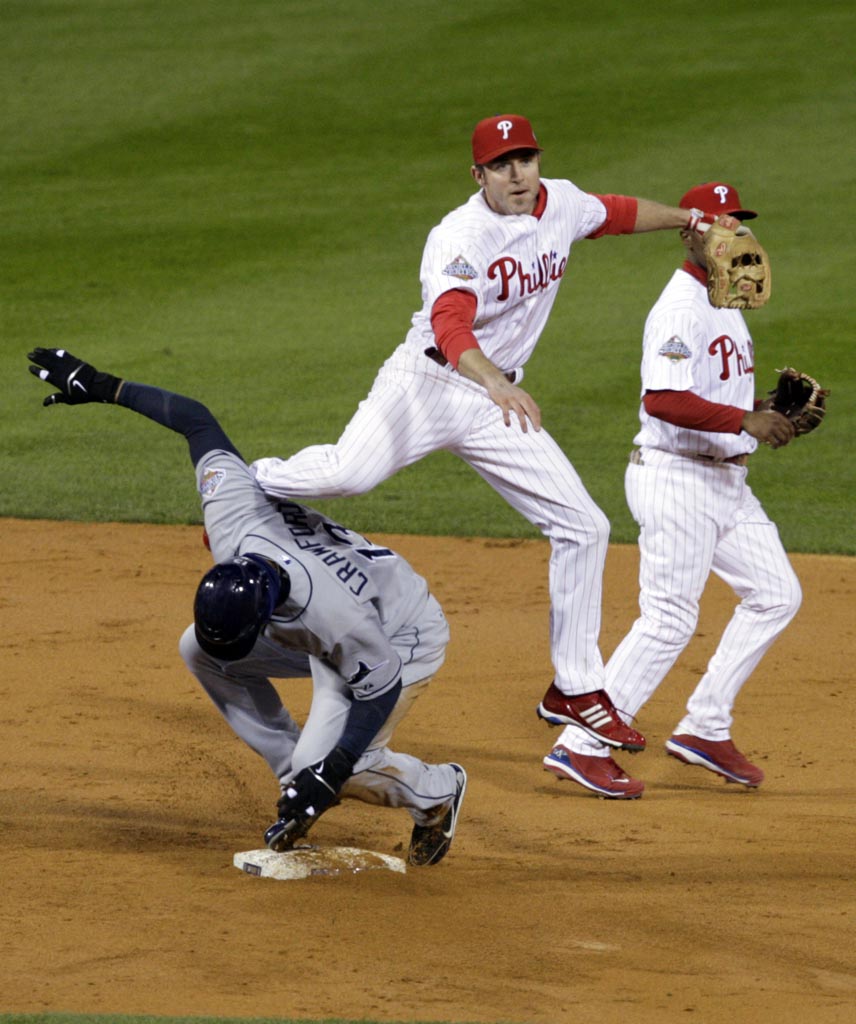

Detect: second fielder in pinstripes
544,181,801,797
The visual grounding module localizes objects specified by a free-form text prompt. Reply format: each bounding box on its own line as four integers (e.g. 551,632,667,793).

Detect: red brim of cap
680,195,757,221
698,208,758,223
474,142,542,164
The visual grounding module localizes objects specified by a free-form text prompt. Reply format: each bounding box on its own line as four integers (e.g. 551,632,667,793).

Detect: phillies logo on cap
679,182,758,222
472,114,542,165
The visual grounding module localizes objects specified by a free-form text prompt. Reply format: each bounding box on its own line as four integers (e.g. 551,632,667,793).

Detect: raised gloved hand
28,347,122,406
264,746,357,852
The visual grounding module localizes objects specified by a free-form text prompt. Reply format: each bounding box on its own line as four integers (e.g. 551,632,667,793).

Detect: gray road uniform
42,362,459,827
28,347,466,863
181,447,455,818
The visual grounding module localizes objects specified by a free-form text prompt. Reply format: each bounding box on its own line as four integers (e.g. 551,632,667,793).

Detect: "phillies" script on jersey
488,250,567,301
709,334,755,381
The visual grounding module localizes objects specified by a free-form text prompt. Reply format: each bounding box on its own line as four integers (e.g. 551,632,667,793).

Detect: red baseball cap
679,182,757,222
472,114,542,165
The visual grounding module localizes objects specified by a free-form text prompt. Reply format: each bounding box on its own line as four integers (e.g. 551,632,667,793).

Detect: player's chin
508,192,536,214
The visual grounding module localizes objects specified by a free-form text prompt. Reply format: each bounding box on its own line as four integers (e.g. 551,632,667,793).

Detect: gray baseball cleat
408,763,467,867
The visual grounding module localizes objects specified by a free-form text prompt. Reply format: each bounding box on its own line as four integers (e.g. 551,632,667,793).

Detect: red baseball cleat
537,682,646,751
665,734,764,787
543,745,644,799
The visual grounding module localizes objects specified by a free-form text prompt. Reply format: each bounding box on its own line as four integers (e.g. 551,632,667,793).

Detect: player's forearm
633,199,698,233
337,680,402,761
456,347,511,389
458,346,542,431
118,383,241,464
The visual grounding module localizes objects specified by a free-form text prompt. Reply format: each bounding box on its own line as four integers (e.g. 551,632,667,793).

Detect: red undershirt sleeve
586,194,639,238
430,289,480,368
644,390,746,434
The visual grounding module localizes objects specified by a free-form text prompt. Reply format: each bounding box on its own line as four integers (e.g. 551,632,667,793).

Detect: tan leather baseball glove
703,222,771,309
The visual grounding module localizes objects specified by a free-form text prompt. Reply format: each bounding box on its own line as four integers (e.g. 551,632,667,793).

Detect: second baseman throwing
252,114,720,765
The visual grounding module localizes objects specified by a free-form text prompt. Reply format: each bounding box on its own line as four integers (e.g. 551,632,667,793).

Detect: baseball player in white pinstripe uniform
253,115,718,770
544,182,802,798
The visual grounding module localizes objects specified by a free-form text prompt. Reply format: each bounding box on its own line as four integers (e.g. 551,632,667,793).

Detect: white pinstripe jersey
404,178,607,372
634,266,758,459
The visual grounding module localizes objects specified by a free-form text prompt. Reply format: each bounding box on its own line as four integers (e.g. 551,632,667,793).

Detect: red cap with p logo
472,115,542,165
679,182,757,223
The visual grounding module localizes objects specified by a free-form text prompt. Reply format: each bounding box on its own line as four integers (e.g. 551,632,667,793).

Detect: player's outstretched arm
28,347,241,464
632,199,707,234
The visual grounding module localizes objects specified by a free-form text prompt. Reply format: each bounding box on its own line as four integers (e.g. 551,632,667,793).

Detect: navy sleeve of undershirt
337,680,402,761
117,382,243,465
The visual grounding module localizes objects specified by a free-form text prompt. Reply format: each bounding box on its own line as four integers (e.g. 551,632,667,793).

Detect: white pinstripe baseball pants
557,447,802,755
253,342,611,695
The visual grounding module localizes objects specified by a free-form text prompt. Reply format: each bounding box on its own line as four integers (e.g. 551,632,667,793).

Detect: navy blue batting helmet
194,554,289,661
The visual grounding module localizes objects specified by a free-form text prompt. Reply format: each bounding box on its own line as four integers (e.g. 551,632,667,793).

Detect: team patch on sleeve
442,254,478,281
199,467,226,497
658,336,692,362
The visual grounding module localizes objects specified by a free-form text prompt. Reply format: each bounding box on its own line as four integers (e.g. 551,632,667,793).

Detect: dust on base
233,845,407,880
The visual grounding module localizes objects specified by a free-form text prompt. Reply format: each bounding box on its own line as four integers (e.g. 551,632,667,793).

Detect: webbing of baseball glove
768,367,829,436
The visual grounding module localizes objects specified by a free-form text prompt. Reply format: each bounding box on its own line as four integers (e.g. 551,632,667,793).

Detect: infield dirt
2,520,854,1023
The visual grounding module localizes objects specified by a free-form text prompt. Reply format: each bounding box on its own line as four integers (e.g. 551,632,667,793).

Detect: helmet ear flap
242,553,289,618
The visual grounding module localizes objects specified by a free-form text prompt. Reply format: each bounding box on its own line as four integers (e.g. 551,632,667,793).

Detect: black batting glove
28,347,122,406
265,746,357,850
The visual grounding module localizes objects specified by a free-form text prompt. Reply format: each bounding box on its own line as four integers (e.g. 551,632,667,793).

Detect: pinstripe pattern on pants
252,342,610,693
557,447,801,754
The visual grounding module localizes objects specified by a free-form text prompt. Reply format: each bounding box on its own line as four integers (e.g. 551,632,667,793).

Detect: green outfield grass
1,8,853,1024
1,0,853,557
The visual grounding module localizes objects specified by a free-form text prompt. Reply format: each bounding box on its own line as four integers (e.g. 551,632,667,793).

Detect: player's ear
471,164,485,186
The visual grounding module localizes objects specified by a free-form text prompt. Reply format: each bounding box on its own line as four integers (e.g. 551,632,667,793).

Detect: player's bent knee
548,505,610,549
578,504,610,544
784,577,802,620
749,569,802,624
772,574,802,624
